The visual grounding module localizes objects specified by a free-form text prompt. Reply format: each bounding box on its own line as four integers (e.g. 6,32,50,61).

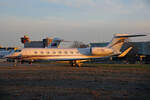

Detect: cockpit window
15,50,22,52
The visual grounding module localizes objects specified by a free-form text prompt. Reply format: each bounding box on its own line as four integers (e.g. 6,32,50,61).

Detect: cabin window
34,51,38,54
40,51,44,54
70,51,74,54
58,51,62,54
53,51,56,54
47,51,50,54
64,51,68,54
76,51,79,54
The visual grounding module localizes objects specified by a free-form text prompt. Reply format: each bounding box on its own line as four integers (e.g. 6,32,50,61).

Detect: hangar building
20,35,62,48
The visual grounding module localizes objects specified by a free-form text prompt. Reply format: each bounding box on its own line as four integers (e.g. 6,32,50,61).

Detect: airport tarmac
0,62,150,100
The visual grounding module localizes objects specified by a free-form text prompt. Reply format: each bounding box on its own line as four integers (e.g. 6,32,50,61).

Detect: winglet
118,47,133,57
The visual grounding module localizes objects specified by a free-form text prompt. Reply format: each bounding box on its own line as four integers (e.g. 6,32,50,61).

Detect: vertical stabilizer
107,34,129,54
107,33,146,54
48,38,62,48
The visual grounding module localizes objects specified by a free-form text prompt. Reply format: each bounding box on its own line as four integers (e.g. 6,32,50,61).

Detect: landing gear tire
29,62,32,64
28,60,34,65
70,61,74,67
75,64,79,67
70,61,81,67
20,61,24,64
20,60,24,64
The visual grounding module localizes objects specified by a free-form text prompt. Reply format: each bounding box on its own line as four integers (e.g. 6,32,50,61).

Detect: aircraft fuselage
7,47,113,61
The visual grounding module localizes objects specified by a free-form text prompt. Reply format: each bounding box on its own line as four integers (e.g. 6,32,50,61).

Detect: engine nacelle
91,47,113,56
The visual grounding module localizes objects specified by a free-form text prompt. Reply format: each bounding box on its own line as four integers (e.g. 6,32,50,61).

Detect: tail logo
109,39,125,48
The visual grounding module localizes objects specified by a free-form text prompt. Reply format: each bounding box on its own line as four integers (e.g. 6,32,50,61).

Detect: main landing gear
70,60,82,67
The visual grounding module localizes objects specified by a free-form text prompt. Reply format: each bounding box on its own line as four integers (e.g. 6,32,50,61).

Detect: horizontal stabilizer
115,34,146,38
118,47,133,57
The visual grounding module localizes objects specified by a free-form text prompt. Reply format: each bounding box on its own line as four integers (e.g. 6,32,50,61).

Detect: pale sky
0,0,150,47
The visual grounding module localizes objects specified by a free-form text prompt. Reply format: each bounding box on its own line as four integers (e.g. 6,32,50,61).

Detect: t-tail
107,33,146,55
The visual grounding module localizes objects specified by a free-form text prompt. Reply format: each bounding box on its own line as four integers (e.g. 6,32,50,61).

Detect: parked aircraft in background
0,47,18,58
47,37,71,48
5,34,146,67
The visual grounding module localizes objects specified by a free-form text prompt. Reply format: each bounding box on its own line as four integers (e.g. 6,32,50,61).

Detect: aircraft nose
4,52,16,58
4,54,12,58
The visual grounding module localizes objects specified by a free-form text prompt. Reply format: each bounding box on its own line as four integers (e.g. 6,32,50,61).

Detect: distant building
132,42,150,55
20,35,63,48
90,42,109,47
24,41,44,48
21,35,48,48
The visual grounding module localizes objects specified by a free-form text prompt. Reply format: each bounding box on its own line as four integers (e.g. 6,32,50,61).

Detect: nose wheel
29,61,32,64
13,59,33,66
13,59,18,67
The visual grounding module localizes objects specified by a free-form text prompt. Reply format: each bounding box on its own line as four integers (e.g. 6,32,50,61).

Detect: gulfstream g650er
5,34,146,67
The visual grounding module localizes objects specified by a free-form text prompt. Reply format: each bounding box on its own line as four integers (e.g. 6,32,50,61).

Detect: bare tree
70,41,88,48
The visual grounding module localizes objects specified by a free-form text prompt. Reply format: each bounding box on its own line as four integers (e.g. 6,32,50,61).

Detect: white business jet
5,34,146,67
